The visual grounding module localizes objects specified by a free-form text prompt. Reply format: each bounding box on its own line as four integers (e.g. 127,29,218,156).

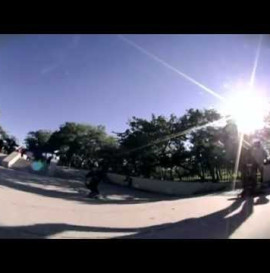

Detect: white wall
107,173,227,196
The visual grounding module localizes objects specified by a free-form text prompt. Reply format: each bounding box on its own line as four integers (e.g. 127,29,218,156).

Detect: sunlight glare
224,90,269,134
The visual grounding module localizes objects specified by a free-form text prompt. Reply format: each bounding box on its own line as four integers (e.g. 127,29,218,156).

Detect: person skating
123,161,133,187
85,163,105,198
239,144,259,198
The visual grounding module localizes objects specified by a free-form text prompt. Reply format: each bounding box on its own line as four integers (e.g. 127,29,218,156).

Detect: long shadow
117,197,256,238
0,223,141,238
0,197,260,239
0,168,177,205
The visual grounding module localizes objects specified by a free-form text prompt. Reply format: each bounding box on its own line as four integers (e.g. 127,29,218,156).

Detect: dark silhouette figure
123,162,133,187
240,146,259,198
85,164,108,198
46,156,53,166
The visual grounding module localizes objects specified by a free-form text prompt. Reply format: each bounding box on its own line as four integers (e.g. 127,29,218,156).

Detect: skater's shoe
87,192,99,199
87,192,95,198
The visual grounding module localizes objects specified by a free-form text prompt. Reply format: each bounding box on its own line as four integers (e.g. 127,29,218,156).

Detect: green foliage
24,130,53,159
115,108,240,182
116,114,185,178
21,106,268,183
47,122,117,168
3,136,19,154
0,124,19,154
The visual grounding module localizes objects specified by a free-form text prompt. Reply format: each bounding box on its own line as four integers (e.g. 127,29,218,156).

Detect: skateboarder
123,161,133,187
251,141,268,188
239,143,261,198
85,163,106,198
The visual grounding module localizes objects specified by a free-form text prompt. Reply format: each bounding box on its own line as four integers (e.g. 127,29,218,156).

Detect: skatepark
1,34,270,239
0,151,270,239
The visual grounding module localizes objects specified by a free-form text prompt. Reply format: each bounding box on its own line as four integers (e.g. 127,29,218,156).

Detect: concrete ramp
11,157,31,172
2,152,21,168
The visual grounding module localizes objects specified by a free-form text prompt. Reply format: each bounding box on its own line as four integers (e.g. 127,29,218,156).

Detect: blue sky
0,34,269,145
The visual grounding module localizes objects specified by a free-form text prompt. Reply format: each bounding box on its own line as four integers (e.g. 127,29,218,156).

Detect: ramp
2,152,21,168
11,157,31,172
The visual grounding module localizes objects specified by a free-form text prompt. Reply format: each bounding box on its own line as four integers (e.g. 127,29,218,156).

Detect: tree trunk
215,168,220,182
202,168,206,182
176,169,182,181
170,168,174,181
199,173,205,182
198,164,205,182
209,166,216,182
218,169,223,181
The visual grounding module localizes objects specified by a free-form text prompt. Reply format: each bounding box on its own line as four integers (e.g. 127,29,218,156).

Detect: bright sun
224,90,269,133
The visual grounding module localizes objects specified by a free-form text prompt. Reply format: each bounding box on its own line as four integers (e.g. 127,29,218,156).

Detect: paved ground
0,166,270,239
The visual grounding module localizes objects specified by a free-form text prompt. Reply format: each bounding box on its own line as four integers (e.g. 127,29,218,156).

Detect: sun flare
224,90,269,133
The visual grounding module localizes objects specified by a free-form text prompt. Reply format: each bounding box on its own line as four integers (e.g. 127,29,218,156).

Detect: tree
116,114,188,178
0,125,8,153
47,122,117,168
0,123,19,154
2,136,19,154
182,110,241,182
181,109,223,182
24,130,53,159
116,108,235,182
20,107,248,183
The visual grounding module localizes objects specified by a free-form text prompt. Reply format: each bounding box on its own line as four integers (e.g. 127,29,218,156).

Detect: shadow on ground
1,195,268,239
0,223,141,238
116,197,257,238
0,167,177,205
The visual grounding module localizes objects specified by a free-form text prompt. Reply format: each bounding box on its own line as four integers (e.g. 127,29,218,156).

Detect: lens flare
230,35,264,192
118,35,225,101
31,161,44,171
224,90,269,134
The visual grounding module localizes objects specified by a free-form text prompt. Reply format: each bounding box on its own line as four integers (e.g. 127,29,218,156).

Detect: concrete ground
0,166,270,239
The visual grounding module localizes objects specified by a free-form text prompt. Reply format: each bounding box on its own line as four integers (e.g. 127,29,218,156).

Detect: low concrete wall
107,173,227,197
107,173,129,186
53,166,89,180
2,152,21,168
